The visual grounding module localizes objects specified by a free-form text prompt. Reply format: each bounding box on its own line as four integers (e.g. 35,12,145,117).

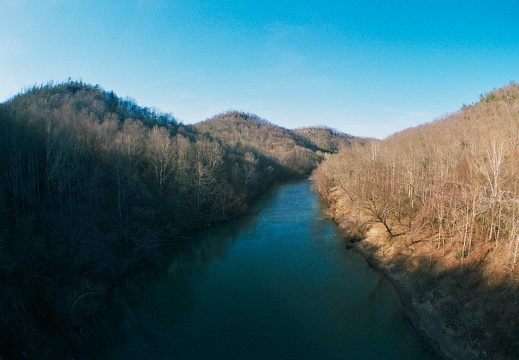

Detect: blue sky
1,0,518,138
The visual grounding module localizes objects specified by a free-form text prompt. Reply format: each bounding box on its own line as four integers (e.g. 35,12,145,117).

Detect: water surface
92,180,433,359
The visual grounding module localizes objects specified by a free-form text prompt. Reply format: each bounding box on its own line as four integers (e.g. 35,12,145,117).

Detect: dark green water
92,180,434,359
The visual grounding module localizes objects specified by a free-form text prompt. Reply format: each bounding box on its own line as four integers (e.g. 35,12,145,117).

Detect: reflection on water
82,180,434,359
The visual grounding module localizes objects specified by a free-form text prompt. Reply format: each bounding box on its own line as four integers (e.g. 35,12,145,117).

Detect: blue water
91,180,434,359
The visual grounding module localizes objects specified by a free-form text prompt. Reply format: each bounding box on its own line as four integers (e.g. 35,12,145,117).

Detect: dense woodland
195,111,323,175
0,82,344,359
293,126,358,153
7,79,519,359
313,82,519,358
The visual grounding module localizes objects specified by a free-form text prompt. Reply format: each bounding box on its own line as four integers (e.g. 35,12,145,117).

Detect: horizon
1,0,518,139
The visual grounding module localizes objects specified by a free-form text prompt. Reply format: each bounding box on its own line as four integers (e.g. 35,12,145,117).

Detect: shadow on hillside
357,241,519,360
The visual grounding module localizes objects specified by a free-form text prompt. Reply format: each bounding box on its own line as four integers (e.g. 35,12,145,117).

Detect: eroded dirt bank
324,198,519,360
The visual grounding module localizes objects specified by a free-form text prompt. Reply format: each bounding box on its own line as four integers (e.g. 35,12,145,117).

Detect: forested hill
293,126,358,153
312,82,519,359
194,111,325,175
0,81,337,359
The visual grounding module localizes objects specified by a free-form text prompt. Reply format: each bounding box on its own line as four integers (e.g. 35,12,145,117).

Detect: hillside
0,82,328,359
293,126,357,153
312,82,519,359
194,111,325,176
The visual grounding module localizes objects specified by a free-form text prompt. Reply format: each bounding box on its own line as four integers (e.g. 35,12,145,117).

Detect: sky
1,0,518,139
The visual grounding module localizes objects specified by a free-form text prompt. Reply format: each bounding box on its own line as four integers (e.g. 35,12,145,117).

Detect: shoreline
351,238,449,360
334,217,517,359
322,195,494,359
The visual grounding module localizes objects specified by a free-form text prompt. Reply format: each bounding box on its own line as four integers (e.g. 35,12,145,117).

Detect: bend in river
83,180,435,359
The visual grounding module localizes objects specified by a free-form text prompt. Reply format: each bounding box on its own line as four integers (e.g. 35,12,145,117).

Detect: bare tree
147,126,177,195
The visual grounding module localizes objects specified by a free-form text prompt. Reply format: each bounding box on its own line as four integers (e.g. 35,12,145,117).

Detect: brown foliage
194,111,326,177
312,82,519,358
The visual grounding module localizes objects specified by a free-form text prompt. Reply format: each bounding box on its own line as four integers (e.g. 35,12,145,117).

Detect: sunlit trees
147,125,177,196
194,111,326,178
314,82,519,273
311,83,519,358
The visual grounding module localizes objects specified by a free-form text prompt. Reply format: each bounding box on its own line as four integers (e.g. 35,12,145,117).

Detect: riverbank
75,180,431,359
320,190,519,360
349,224,454,360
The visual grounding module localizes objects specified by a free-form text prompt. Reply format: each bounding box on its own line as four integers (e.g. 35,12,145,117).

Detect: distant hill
194,111,324,176
293,126,357,153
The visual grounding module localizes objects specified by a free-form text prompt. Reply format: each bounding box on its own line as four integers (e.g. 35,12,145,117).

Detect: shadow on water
76,186,276,358
78,180,436,360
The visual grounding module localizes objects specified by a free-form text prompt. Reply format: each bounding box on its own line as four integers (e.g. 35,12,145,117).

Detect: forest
312,82,519,359
6,79,519,359
0,81,351,359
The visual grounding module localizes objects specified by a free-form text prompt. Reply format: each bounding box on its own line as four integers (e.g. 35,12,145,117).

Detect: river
85,180,434,359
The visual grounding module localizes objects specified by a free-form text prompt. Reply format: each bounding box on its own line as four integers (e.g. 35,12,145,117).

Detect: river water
89,180,434,359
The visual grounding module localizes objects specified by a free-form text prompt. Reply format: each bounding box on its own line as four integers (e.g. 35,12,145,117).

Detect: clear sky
1,0,518,139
